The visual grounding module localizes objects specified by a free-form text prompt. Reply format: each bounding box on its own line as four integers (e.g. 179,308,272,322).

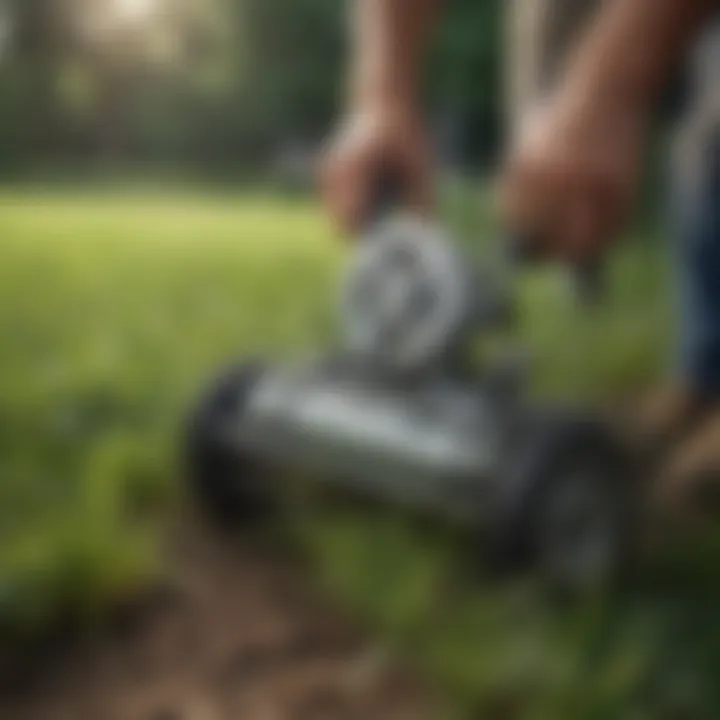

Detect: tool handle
509,234,604,305
364,172,403,231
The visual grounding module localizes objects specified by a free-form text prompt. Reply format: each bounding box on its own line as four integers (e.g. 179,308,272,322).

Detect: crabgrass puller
185,177,640,595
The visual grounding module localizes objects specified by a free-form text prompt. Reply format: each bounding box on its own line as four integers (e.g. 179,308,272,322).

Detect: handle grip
363,172,403,232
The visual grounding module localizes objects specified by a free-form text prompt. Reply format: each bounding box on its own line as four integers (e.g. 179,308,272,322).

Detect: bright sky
114,0,159,23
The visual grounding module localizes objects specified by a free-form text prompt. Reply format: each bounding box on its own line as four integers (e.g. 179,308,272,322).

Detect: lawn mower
185,186,639,593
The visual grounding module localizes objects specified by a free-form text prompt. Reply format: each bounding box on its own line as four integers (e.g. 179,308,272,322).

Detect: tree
429,0,502,167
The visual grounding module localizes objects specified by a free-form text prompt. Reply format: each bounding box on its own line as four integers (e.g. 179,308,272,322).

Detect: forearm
505,0,600,128
562,0,719,114
349,0,443,110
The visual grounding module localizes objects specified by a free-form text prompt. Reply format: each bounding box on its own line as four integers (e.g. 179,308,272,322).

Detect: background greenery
0,0,504,177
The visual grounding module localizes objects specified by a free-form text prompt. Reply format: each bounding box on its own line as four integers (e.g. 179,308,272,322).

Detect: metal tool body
236,360,511,522
216,213,520,517
187,205,638,593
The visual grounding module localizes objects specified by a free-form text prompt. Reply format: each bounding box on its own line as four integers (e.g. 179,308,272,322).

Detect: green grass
1,186,718,718
0,189,343,636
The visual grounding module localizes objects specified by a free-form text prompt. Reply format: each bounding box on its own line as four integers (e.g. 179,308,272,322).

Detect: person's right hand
498,95,645,267
319,103,435,234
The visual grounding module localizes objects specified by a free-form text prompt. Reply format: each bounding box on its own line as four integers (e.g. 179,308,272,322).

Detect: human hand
319,102,434,234
500,91,647,265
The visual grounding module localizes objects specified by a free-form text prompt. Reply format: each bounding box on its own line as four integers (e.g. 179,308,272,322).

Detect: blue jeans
675,132,720,396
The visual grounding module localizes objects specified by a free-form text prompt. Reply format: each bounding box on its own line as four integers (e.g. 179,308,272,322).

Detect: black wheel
185,361,275,525
490,415,639,594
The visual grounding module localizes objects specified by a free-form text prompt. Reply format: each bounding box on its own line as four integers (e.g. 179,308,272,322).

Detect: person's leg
632,130,720,445
676,131,720,397
657,128,720,512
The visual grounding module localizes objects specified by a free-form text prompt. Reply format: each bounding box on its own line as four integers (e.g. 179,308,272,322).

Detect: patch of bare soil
0,519,438,720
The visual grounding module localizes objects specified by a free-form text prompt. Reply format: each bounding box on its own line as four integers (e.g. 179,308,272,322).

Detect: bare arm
321,0,443,231
562,0,719,114
350,0,443,111
505,0,600,130
502,0,719,263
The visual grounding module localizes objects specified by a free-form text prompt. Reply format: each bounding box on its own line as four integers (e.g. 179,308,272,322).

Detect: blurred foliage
429,0,503,165
0,188,342,643
0,0,504,177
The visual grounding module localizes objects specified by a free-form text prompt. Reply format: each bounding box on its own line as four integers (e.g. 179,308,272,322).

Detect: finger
558,187,602,264
319,153,351,234
401,148,435,218
501,162,566,260
347,148,388,232
320,146,376,236
561,174,628,263
594,174,633,250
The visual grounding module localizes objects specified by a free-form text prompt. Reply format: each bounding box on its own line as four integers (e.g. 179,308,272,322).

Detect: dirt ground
0,518,438,720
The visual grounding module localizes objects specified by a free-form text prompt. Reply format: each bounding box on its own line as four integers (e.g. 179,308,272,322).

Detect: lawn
1,186,718,718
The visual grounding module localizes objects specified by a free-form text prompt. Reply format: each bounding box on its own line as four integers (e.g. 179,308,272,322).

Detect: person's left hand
318,102,434,235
